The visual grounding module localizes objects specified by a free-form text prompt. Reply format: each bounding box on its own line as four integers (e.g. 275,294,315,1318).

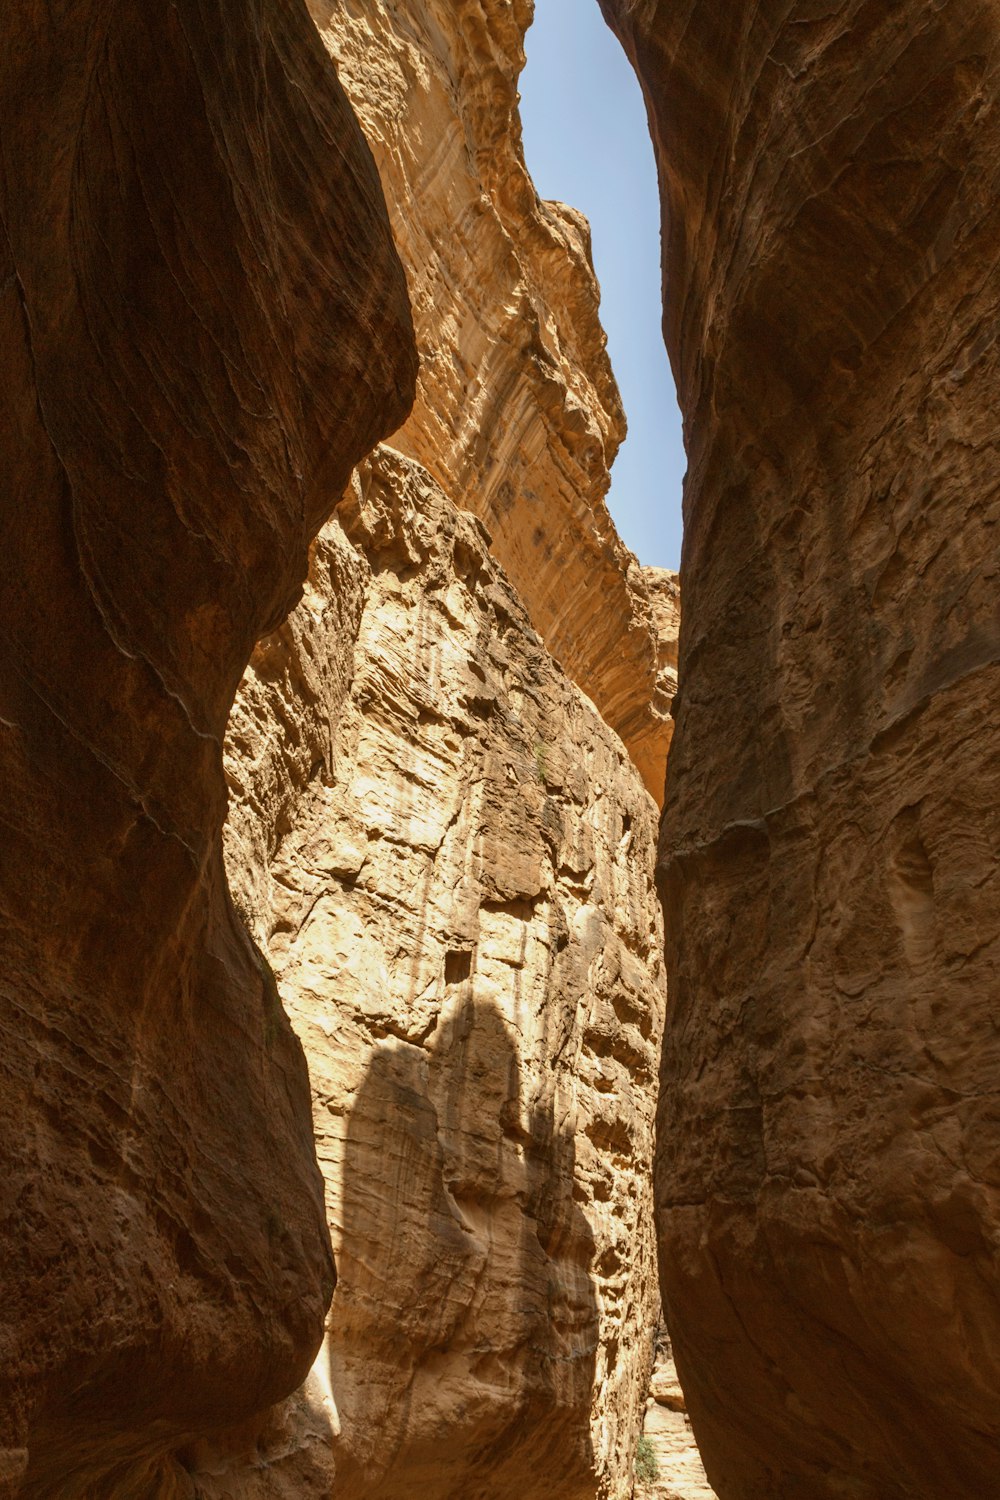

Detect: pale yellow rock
213,447,666,1498
649,1367,685,1413
308,0,674,802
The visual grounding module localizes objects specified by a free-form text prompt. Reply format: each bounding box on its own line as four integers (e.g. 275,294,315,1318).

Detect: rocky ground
636,1328,717,1500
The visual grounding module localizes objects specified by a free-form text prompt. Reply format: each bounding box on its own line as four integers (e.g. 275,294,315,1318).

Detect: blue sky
519,0,685,571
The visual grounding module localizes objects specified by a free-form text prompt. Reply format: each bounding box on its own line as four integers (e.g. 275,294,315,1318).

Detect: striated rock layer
0,1,415,1490
601,1,1000,1495
215,446,666,1498
310,0,673,802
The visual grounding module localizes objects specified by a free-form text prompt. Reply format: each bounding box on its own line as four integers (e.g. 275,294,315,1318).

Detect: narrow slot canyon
1,3,999,1499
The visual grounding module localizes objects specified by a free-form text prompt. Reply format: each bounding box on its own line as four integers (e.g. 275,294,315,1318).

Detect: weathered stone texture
601,1,1000,1495
310,0,673,801
215,446,666,1498
0,1,415,1488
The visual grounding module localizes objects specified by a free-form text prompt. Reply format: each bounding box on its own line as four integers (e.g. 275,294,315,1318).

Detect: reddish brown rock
600,1,1000,1495
0,1,415,1489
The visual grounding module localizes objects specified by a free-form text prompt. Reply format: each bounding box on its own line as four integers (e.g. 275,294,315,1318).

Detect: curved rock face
600,1,1000,1495
309,0,673,802
0,2,415,1488
216,446,666,1498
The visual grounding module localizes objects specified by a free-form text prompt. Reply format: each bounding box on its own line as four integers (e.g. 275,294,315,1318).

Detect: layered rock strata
0,2,415,1489
215,446,666,1498
309,0,673,802
601,1,1000,1495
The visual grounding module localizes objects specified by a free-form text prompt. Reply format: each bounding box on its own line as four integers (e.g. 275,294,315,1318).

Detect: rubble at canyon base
636,1328,716,1500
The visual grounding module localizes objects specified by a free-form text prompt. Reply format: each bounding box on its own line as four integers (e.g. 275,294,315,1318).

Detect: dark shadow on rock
328,992,600,1500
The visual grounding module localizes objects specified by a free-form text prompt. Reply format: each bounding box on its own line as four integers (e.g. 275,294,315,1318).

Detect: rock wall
0,1,415,1490
601,1,1000,1495
310,0,673,803
212,446,666,1498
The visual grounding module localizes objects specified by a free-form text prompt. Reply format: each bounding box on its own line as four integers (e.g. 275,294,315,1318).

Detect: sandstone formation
0,2,415,1489
309,0,673,802
600,1,1000,1495
636,1326,716,1500
212,446,666,1498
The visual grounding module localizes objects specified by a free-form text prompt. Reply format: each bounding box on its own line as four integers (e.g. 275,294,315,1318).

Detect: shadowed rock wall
0,1,415,1490
600,1,1000,1496
214,447,666,1498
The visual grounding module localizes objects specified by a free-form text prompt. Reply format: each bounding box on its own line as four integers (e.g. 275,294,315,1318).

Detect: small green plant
533,737,548,785
635,1433,659,1487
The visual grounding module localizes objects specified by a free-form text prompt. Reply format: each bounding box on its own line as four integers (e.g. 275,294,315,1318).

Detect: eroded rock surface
217,446,666,1498
0,2,415,1488
601,1,1000,1495
310,0,673,801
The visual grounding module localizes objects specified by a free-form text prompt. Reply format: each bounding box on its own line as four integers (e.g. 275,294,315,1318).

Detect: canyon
1,0,679,1494
0,2,414,1491
194,4,682,1491
2,0,998,1497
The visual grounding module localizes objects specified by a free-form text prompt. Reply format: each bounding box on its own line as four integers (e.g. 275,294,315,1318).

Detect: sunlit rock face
213,447,666,1499
601,1,1000,1495
309,0,674,804
0,0,415,1489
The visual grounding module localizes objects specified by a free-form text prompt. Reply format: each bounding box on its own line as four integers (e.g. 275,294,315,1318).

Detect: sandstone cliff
210,446,665,1498
310,0,673,803
601,1,1000,1495
0,1,415,1489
